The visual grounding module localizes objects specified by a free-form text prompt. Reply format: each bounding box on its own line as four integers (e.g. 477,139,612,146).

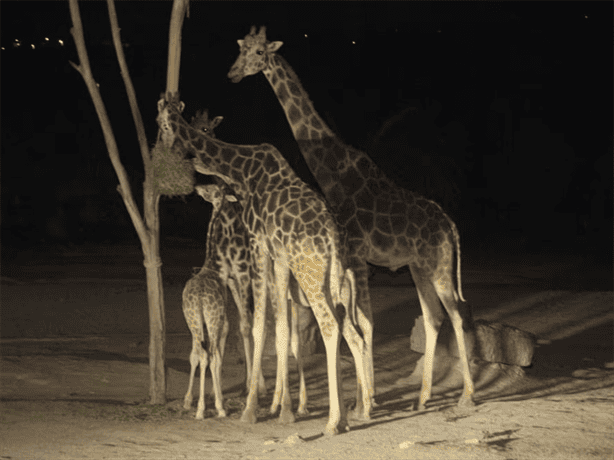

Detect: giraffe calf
182,267,229,419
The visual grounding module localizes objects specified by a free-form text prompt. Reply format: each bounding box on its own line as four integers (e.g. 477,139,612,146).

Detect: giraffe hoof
278,409,296,424
350,408,371,421
297,407,310,416
240,409,257,424
324,421,349,436
183,401,192,410
195,412,205,420
417,402,426,411
217,409,228,418
458,395,475,408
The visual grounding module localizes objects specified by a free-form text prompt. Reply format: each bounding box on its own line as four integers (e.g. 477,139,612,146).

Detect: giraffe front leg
241,250,269,425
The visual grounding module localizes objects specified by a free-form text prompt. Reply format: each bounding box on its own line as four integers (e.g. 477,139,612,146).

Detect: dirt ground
1,241,613,459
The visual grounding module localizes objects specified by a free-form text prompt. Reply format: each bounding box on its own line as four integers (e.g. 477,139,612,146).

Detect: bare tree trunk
67,0,189,404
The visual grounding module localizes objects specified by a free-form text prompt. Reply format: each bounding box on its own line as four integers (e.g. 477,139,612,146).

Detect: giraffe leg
291,299,309,416
312,303,347,435
349,261,376,419
268,266,284,416
183,336,201,410
195,339,209,420
339,268,371,421
227,277,266,396
410,266,446,411
436,283,475,407
272,258,295,424
241,248,269,424
210,313,229,417
295,270,348,435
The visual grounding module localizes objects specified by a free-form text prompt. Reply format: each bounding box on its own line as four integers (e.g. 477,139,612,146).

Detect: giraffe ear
211,116,224,129
267,41,283,53
237,39,245,48
225,194,238,203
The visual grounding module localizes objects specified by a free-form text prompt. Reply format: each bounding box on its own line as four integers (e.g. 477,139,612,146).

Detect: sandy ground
1,241,613,459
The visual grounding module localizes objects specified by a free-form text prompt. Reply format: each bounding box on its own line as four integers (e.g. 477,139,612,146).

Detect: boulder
410,316,536,367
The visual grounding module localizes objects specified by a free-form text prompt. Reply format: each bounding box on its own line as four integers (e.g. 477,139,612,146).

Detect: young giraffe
192,111,310,417
228,26,475,415
157,93,370,435
181,184,230,419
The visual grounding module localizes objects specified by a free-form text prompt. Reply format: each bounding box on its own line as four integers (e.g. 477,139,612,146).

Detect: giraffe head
228,26,283,83
195,183,238,211
190,109,224,138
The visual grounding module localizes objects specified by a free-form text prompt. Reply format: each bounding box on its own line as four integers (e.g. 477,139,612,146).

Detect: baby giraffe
158,93,370,435
181,184,231,419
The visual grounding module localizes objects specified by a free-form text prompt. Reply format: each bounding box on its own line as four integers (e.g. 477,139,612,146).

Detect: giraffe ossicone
157,95,370,435
228,26,476,415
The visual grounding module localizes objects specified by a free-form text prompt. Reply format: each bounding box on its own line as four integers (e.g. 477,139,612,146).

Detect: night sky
1,1,612,255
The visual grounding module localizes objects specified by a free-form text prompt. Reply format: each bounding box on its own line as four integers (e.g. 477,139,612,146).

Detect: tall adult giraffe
190,111,309,417
228,26,475,414
156,93,370,434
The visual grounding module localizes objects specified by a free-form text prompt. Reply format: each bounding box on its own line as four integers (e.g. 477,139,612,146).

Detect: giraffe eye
256,50,264,56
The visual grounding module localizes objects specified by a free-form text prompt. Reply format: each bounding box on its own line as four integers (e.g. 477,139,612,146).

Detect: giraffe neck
263,54,336,141
166,106,300,209
262,55,381,203
201,201,225,273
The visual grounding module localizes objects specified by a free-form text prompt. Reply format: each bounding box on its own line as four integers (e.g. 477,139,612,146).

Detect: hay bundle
152,137,195,197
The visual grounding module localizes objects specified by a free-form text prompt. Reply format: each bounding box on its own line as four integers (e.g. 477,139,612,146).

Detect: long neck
169,108,299,206
262,55,377,201
201,201,224,273
263,54,337,141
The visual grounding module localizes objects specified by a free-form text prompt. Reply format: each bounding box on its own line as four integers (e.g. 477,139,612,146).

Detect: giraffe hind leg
272,258,295,424
208,311,229,417
290,299,309,416
436,280,475,407
410,266,446,411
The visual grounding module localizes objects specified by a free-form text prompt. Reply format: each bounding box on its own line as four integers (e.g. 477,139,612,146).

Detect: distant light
351,41,356,45
584,14,589,19
1,47,4,51
58,39,64,46
31,44,35,49
44,37,49,42
304,34,308,38
436,29,442,33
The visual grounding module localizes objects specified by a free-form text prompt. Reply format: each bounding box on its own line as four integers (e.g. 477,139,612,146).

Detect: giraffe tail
450,217,466,303
331,253,358,327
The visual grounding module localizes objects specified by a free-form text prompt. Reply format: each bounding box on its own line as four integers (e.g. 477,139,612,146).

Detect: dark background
1,1,612,263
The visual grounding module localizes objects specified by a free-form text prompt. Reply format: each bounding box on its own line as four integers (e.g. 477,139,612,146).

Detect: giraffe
197,179,311,418
156,93,370,435
189,110,267,399
227,26,475,415
191,111,309,417
181,184,230,419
